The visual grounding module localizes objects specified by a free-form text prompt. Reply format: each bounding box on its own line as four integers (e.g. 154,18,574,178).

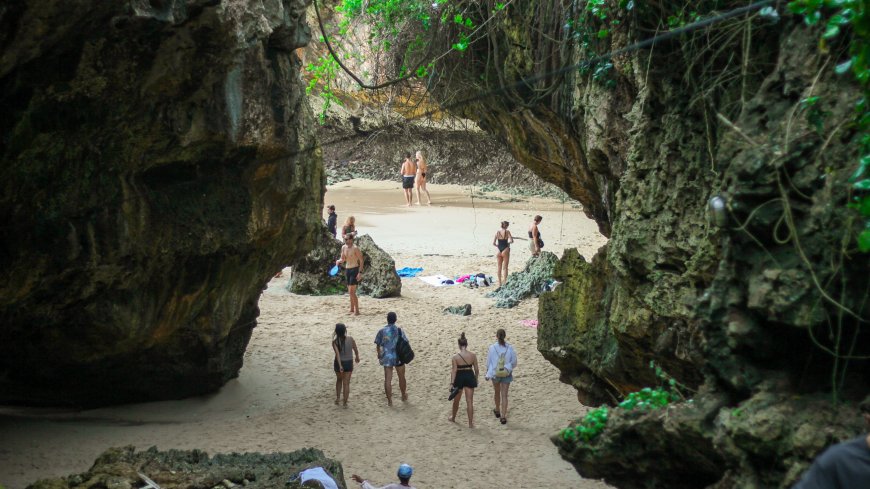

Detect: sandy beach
0,180,608,489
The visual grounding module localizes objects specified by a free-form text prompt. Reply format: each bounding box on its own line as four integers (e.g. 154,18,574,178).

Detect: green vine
305,52,343,124
788,0,870,251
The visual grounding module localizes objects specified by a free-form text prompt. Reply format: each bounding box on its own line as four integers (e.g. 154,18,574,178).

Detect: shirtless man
336,235,364,315
400,152,416,207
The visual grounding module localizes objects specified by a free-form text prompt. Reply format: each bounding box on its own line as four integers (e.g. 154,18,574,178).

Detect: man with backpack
375,312,412,406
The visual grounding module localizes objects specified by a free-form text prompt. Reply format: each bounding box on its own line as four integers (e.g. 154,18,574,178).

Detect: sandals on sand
500,417,507,425
493,409,501,418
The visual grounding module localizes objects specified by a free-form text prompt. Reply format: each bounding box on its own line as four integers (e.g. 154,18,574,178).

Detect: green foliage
559,361,686,446
305,53,343,124
788,0,870,251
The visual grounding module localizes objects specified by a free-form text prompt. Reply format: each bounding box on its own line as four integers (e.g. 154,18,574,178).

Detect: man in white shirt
351,463,416,489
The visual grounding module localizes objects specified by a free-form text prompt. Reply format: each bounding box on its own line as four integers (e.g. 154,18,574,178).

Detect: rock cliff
424,1,869,486
0,0,323,406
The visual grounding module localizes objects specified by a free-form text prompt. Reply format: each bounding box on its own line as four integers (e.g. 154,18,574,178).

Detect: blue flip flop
329,265,340,276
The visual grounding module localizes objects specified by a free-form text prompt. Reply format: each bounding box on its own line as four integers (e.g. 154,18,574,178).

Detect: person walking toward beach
528,215,543,256
414,150,431,206
332,323,360,407
400,152,416,207
486,328,517,425
342,216,357,241
493,220,514,287
352,464,416,489
336,235,363,315
326,205,337,238
449,332,479,428
375,312,409,405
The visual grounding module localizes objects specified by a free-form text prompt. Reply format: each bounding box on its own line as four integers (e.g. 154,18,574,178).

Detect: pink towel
521,319,538,328
456,274,472,283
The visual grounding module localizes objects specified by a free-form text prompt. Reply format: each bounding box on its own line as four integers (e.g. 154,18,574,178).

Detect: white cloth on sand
418,274,454,286
298,467,339,489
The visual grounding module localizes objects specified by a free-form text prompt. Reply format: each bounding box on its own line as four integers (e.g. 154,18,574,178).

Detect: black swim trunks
345,266,360,286
334,358,354,373
402,176,415,189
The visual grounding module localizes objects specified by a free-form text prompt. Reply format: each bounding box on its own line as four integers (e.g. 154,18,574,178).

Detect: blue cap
397,464,413,478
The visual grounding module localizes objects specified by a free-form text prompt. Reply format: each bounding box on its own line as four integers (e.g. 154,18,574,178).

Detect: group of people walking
331,312,518,429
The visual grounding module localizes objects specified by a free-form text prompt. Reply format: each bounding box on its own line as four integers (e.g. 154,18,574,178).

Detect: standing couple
448,328,518,428
332,312,411,407
400,151,431,206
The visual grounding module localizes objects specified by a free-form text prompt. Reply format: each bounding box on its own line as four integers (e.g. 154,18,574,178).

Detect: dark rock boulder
287,227,344,295
444,304,472,316
27,446,346,489
0,0,322,406
487,252,557,308
286,233,400,298
355,235,401,298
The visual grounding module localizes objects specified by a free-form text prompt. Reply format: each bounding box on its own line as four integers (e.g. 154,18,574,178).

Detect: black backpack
396,327,415,364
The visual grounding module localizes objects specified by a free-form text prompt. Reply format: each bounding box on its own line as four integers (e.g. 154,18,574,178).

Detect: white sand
0,180,609,489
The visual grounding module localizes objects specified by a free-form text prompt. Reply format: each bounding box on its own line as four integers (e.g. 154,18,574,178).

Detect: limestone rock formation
424,2,869,486
27,446,346,489
287,227,345,295
0,0,323,406
355,234,401,298
287,231,401,298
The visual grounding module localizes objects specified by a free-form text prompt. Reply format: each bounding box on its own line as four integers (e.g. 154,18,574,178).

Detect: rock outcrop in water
0,0,323,406
424,2,869,486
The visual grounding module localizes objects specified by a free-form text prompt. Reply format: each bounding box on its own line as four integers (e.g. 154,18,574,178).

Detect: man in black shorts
335,235,364,315
400,152,416,207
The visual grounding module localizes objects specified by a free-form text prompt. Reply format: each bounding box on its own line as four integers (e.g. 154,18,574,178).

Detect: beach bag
396,327,415,364
495,349,510,378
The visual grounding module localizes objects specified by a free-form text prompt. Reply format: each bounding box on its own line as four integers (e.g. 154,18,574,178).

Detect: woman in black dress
449,332,480,428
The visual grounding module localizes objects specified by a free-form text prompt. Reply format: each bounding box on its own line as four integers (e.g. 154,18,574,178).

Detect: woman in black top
492,221,514,287
449,332,479,428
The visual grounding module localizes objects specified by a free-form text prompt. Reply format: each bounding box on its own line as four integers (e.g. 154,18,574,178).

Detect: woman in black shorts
332,323,360,407
449,332,480,428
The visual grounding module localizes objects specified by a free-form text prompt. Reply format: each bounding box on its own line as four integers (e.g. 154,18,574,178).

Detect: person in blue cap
351,463,416,489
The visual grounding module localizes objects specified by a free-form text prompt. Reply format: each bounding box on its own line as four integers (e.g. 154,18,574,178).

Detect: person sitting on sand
375,312,409,405
492,220,514,287
342,215,357,241
449,332,479,428
332,323,360,407
336,235,363,315
414,150,431,206
486,328,517,425
352,463,416,489
400,152,416,207
528,215,543,256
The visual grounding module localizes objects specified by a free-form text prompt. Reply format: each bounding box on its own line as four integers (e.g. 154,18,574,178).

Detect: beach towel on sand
419,275,455,287
397,267,424,277
290,467,339,489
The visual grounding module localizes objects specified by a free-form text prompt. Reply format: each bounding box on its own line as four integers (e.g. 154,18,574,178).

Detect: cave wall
429,1,869,487
0,0,323,406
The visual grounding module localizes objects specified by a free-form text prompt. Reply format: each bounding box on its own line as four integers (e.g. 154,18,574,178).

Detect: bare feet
387,396,393,406
342,400,348,408
334,399,339,405
401,393,408,402
353,311,360,316
469,422,475,428
448,416,455,423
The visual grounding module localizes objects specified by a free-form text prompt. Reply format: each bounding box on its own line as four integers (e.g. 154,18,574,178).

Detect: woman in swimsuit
341,216,357,241
528,215,543,256
332,323,360,407
449,332,479,428
414,150,431,206
492,221,514,287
